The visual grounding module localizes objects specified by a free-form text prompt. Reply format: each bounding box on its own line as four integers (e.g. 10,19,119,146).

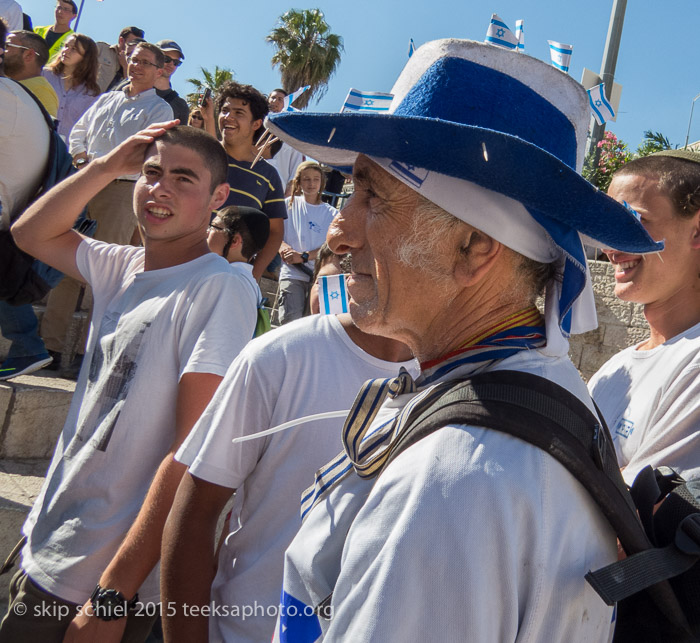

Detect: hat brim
267,111,663,255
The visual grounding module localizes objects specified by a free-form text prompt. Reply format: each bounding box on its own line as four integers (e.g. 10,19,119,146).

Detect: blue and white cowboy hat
267,39,662,351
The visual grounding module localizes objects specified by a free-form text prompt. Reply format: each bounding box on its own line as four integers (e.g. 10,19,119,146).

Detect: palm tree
185,66,235,107
266,9,343,109
636,130,673,157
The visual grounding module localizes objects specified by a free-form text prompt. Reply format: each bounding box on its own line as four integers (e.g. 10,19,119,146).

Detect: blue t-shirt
224,155,287,220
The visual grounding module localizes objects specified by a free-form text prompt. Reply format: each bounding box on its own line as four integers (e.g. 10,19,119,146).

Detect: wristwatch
90,584,139,621
73,157,87,168
301,252,310,263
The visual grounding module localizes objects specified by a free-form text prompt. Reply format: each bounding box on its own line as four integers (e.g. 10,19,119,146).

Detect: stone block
580,343,619,375
603,324,649,349
595,296,633,326
568,337,583,368
0,375,75,459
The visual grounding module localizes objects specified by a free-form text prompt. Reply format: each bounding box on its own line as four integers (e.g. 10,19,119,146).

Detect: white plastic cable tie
231,410,350,444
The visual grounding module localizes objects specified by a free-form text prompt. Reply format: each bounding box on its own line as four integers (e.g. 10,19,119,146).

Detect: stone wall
569,260,648,381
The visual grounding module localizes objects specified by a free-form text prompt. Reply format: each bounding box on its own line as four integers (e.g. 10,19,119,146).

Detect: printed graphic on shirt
614,418,634,439
66,311,151,456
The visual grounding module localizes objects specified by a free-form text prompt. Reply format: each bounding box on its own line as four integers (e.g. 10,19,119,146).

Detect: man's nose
327,202,363,255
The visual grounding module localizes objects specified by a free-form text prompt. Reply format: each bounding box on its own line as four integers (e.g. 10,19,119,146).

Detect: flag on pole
515,20,524,51
484,14,519,50
547,41,573,73
408,38,416,58
341,89,393,113
587,83,615,125
319,275,349,315
282,85,310,112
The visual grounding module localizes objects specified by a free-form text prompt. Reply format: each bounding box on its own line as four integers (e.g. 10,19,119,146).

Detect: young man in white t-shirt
589,150,700,485
160,250,418,643
1,122,258,642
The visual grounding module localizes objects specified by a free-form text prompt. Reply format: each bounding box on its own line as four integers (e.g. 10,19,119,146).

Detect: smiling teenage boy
0,122,258,643
203,81,286,280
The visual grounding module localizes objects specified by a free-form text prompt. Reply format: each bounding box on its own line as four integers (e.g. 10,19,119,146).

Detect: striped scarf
300,307,545,520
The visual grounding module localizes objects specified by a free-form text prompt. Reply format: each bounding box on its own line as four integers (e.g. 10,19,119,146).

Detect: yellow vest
33,26,74,62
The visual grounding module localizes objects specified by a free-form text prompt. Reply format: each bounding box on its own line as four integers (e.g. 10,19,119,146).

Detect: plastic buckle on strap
675,514,700,556
592,422,605,470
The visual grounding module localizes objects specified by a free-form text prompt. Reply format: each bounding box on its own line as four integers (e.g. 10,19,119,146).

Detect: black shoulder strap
378,369,690,631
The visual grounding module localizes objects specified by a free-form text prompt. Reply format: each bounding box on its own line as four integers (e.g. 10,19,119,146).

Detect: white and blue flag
408,38,416,58
547,40,573,73
587,83,616,125
341,89,393,113
515,20,524,51
282,85,310,112
484,14,518,50
319,274,349,315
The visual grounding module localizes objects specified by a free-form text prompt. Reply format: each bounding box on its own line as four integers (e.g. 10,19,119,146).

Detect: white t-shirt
176,313,419,643
280,196,337,283
0,77,49,229
275,349,617,643
21,239,258,605
589,321,700,486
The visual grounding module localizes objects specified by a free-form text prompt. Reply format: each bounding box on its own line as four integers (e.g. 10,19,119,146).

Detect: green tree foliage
636,130,673,157
185,66,235,107
266,8,343,109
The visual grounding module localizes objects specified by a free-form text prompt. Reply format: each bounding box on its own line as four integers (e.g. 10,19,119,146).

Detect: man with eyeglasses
33,0,76,62
4,29,58,116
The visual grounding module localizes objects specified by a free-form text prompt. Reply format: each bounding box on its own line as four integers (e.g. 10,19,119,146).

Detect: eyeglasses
163,56,183,67
208,223,227,233
5,42,40,55
190,114,203,120
128,57,161,69
55,5,75,12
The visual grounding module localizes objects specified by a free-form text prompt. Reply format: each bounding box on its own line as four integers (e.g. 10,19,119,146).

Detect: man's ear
210,183,230,211
690,209,700,250
454,229,503,288
252,119,263,134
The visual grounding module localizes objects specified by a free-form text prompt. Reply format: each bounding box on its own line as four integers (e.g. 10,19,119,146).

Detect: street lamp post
684,92,700,150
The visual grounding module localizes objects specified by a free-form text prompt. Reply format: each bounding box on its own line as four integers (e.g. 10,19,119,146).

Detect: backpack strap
377,369,690,632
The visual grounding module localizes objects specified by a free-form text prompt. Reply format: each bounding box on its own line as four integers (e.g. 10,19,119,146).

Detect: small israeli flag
282,85,310,112
485,14,519,50
341,89,393,113
587,83,615,125
547,40,573,73
408,38,416,58
515,20,524,51
319,274,349,315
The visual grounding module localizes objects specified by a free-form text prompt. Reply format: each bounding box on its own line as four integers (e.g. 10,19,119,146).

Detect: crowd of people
0,6,698,643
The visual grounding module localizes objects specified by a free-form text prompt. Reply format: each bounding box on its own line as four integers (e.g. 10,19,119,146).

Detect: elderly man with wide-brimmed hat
265,39,663,642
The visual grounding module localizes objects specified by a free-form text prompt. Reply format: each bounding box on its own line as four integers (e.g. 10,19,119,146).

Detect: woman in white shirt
42,33,99,139
277,161,338,324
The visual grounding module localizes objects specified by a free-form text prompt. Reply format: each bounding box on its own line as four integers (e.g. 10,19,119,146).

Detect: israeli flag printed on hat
587,83,616,125
319,275,349,315
548,40,574,73
341,89,393,113
485,14,519,50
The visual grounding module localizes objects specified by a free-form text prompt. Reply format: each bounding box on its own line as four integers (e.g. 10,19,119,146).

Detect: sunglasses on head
164,55,183,67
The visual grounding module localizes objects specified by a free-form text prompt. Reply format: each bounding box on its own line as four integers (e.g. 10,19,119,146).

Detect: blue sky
19,0,699,150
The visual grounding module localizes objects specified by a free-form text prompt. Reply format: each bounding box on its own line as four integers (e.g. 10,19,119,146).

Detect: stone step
0,373,76,459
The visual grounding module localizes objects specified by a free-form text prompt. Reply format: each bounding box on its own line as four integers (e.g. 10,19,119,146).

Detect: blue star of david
496,27,505,37
595,100,603,107
364,99,374,106
404,163,415,171
330,291,340,299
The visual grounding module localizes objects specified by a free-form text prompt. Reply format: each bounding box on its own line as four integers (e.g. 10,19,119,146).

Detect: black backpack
377,370,699,642
0,81,94,306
